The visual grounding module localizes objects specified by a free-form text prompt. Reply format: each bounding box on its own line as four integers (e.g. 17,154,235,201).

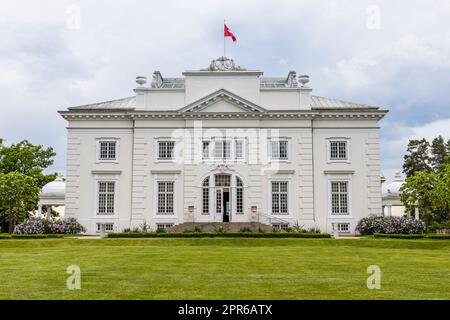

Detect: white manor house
59,57,388,235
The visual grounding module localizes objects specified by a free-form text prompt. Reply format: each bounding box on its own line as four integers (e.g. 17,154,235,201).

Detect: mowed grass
0,238,449,300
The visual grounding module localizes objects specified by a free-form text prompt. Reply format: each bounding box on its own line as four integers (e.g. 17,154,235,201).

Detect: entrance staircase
167,222,273,233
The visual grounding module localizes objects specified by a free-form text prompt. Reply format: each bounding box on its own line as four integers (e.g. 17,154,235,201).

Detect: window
236,177,243,214
337,223,350,233
99,141,117,160
235,140,244,159
331,181,349,215
202,178,209,214
97,181,115,215
270,140,288,160
272,223,289,231
215,174,231,187
202,141,210,159
271,181,288,215
157,181,174,214
158,141,175,160
156,223,174,231
216,189,222,213
330,141,348,160
96,223,114,232
214,140,231,159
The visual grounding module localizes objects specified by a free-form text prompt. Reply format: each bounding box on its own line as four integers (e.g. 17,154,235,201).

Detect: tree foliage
400,163,450,225
402,136,450,177
0,140,56,188
0,139,57,232
0,172,40,233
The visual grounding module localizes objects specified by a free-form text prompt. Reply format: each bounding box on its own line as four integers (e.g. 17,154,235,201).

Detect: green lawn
0,238,449,300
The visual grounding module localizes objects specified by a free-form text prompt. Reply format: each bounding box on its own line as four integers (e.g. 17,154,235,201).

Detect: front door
223,191,230,222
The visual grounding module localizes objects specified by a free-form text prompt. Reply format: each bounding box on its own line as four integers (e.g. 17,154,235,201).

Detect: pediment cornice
178,89,267,113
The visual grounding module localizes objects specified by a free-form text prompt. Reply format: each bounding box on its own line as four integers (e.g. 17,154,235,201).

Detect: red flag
224,24,237,42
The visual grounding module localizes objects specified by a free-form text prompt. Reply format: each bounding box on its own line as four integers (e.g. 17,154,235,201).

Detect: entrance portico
201,170,245,223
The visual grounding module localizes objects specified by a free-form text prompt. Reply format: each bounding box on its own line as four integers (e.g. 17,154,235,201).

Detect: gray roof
310,95,381,110
68,96,136,110
67,94,381,111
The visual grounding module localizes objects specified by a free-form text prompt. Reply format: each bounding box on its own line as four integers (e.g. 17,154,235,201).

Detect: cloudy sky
1,0,449,182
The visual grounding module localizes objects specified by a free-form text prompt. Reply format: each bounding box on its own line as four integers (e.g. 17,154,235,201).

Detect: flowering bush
356,215,426,235
13,217,86,235
12,217,46,234
62,217,86,234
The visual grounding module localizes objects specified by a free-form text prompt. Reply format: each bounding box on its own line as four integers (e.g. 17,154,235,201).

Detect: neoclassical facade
59,57,388,234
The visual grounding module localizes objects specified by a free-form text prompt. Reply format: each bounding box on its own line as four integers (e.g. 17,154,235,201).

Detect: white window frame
214,139,232,160
96,223,115,233
235,177,244,215
202,140,211,160
337,223,350,233
156,181,175,215
96,138,119,163
157,140,175,161
156,223,174,231
268,177,292,217
268,137,291,162
202,138,247,162
272,223,290,231
327,175,352,217
152,174,179,218
154,137,180,163
327,138,351,163
96,180,117,216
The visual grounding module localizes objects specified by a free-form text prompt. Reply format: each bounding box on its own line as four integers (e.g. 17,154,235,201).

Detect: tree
0,172,40,233
430,135,448,170
402,139,432,177
0,139,56,232
0,140,56,188
400,163,450,226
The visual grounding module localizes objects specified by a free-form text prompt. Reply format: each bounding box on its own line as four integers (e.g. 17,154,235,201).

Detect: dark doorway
223,191,230,222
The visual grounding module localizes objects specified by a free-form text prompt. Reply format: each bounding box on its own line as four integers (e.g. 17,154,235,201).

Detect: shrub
429,221,450,232
373,233,450,240
108,232,332,239
13,217,85,235
13,217,46,234
356,215,426,235
373,233,425,239
60,217,86,234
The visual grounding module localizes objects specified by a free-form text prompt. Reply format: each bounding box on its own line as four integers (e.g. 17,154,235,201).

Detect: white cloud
0,0,449,174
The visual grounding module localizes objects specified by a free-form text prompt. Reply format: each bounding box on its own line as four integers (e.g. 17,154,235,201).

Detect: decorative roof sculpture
204,56,245,71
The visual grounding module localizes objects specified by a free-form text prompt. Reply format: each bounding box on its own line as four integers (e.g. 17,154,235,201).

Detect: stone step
167,222,273,233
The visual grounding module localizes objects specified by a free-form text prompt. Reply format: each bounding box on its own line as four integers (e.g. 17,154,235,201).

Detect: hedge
107,232,332,239
0,234,64,240
374,233,450,240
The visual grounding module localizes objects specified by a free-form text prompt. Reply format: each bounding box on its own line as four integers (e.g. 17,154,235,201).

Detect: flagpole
223,19,226,58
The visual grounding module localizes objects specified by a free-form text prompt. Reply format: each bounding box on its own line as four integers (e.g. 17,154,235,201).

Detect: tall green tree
0,172,40,233
0,140,56,188
430,135,448,170
402,139,432,177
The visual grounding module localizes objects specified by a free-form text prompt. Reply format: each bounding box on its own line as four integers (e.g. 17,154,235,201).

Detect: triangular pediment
179,89,267,113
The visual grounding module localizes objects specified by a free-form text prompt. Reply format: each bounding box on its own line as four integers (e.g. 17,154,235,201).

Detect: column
37,203,42,218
